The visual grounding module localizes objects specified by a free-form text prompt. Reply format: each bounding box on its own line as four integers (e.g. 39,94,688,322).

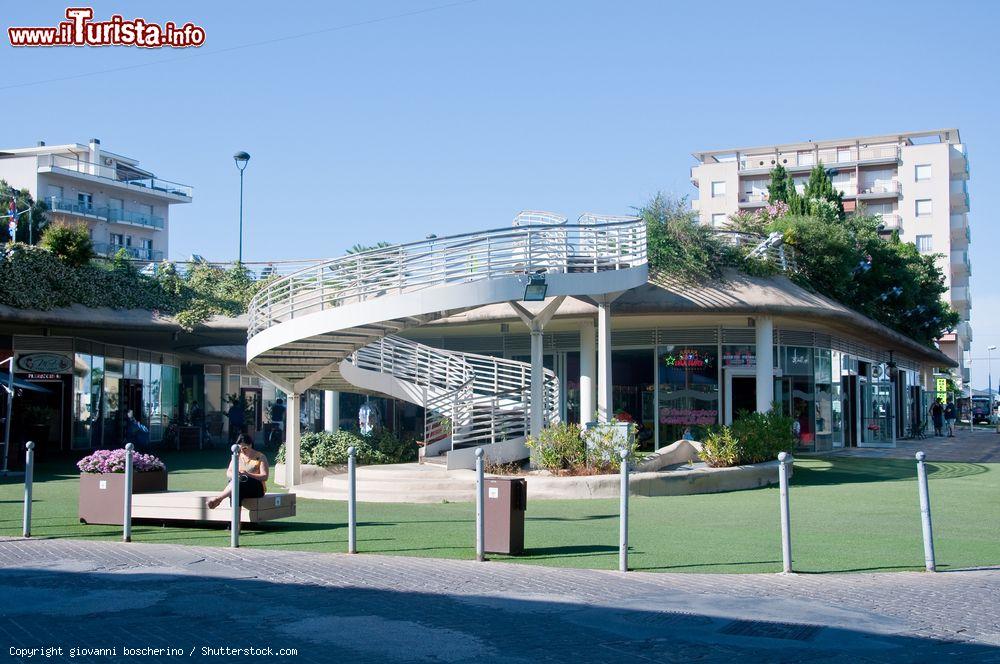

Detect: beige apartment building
690,129,971,384
0,138,192,262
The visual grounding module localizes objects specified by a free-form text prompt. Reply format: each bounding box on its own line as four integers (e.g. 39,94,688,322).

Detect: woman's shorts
238,473,265,501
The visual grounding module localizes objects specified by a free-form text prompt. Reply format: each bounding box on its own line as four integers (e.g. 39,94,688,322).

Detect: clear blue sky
2,0,998,387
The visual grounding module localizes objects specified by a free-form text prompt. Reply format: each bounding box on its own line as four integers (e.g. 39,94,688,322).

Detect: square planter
79,469,168,525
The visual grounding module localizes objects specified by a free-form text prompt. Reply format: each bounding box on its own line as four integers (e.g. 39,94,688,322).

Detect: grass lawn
1,449,997,574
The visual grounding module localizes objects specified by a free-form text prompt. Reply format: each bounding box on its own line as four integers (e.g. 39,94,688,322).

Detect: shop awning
0,372,52,394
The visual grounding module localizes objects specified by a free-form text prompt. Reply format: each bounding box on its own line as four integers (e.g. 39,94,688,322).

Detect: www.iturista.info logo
8,7,205,48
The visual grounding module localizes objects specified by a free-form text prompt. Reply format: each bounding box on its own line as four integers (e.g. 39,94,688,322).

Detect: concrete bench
130,491,296,524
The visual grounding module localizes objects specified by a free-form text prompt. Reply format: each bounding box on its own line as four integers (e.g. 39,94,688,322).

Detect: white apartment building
690,129,971,384
0,138,192,262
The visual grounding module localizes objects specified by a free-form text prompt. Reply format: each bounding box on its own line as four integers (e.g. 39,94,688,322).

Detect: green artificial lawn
1,450,997,574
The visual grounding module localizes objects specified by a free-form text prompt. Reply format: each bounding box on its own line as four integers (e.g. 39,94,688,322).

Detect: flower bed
78,449,168,525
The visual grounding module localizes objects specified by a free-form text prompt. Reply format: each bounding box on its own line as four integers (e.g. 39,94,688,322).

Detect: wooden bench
130,491,296,524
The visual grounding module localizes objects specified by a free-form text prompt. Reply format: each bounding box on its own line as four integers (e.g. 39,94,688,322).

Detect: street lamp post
233,151,251,263
989,345,997,426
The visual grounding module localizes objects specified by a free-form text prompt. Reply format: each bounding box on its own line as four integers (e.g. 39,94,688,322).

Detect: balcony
876,213,902,231
46,197,165,230
951,285,970,306
857,180,902,199
950,180,970,213
93,242,163,262
738,144,900,173
37,154,193,199
738,192,768,207
950,144,970,180
951,250,971,277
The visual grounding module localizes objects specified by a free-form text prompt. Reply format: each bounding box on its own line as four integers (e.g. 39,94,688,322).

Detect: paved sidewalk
0,538,997,662
827,426,1000,462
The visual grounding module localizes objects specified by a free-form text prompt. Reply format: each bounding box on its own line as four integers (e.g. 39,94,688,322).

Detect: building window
711,213,726,228
915,164,932,181
711,181,726,197
77,192,93,211
837,148,853,163
915,199,932,216
916,235,933,253
110,233,125,247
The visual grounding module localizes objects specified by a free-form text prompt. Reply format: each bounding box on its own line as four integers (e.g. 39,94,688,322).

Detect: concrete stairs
314,463,479,503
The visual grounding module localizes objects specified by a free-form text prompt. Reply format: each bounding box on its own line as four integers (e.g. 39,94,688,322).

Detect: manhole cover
719,619,821,642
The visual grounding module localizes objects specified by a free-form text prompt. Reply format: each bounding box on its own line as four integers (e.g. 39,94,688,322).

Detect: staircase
246,212,649,470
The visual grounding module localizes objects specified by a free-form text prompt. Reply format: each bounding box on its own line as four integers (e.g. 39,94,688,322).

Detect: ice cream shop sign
17,353,73,374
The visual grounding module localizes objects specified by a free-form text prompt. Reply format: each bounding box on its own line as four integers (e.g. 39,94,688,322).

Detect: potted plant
77,448,167,525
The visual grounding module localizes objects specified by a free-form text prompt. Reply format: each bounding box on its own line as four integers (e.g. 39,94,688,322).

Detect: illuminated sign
663,349,713,369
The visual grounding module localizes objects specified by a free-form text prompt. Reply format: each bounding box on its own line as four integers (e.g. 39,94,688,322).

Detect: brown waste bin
484,477,526,555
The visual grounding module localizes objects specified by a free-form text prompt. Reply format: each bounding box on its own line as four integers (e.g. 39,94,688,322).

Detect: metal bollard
915,451,936,572
123,443,134,543
230,444,240,548
777,452,793,573
23,441,35,538
347,446,357,554
619,449,629,573
475,448,484,562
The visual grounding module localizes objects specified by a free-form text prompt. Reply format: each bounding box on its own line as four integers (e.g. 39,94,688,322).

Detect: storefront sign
722,350,755,367
17,353,72,374
659,407,717,425
663,349,712,369
25,373,61,380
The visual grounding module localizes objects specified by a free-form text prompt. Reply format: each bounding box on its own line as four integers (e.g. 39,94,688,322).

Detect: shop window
657,345,719,443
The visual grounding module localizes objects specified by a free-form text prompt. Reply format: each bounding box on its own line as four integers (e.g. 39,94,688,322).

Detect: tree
39,221,93,267
0,180,48,244
785,163,844,219
767,165,791,204
637,193,724,280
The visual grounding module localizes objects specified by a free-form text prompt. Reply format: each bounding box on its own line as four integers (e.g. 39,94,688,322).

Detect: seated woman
207,434,269,509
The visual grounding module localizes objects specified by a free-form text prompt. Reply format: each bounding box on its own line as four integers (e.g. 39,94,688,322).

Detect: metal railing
47,197,166,229
347,335,559,450
93,242,164,262
38,154,193,198
739,145,901,171
247,218,647,337
711,230,797,272
859,180,902,196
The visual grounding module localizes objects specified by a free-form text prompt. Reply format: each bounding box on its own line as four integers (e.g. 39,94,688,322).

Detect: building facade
689,129,971,386
0,138,192,261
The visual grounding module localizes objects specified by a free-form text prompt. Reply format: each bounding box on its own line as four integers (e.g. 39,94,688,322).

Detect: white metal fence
348,335,559,451
247,219,647,336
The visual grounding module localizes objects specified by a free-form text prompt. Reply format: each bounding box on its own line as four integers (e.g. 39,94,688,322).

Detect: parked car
971,398,992,424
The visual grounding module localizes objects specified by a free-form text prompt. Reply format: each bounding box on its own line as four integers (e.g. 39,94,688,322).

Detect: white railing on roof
247,218,647,337
348,335,559,450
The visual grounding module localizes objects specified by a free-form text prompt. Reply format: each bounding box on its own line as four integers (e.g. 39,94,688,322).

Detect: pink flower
77,448,165,474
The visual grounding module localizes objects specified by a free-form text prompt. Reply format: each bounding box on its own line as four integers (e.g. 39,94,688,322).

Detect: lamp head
233,151,251,171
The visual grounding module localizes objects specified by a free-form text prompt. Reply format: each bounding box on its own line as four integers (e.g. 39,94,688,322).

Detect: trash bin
484,477,526,555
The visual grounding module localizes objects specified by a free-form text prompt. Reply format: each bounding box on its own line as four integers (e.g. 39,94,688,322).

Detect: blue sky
2,0,998,387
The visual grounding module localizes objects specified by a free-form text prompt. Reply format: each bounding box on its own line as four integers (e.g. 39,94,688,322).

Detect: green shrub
368,429,418,463
700,427,739,467
275,429,418,466
527,422,586,471
527,422,640,473
39,222,93,267
699,410,794,467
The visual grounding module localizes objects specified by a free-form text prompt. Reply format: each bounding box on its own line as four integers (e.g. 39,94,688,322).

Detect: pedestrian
930,398,944,437
227,399,246,443
268,397,286,445
944,399,957,437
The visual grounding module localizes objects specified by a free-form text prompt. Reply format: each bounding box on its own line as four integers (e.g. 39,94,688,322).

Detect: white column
756,316,774,413
220,365,231,436
579,319,596,426
597,302,613,423
284,393,301,487
324,390,340,432
530,326,544,438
